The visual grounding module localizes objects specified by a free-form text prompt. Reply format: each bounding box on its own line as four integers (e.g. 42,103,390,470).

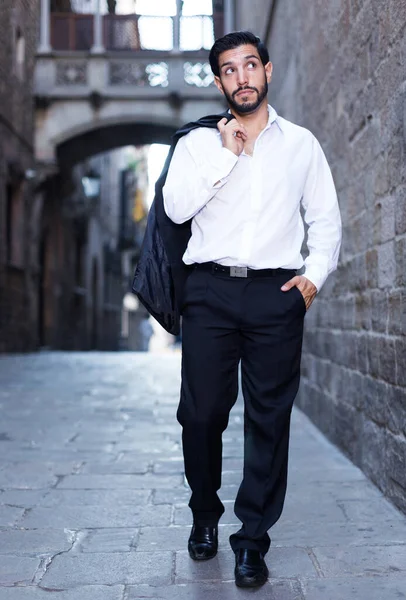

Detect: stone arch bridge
35,52,225,168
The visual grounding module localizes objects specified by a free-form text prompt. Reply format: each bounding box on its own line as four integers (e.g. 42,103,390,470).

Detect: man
162,31,341,588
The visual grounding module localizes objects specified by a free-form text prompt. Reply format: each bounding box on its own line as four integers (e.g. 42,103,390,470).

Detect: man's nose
236,69,248,86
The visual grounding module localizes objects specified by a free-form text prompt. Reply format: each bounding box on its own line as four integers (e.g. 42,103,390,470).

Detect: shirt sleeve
301,135,342,292
163,129,238,224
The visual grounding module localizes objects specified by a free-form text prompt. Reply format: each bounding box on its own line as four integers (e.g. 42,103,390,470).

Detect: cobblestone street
0,352,405,599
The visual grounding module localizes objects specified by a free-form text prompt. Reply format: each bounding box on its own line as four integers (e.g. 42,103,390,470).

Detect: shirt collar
267,105,284,132
226,104,283,133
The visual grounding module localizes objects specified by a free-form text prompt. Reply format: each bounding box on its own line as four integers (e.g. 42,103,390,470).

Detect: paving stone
39,489,151,507
115,440,182,455
0,505,25,526
0,470,57,490
289,449,353,469
288,479,385,502
40,551,173,587
338,497,402,521
79,460,150,474
78,528,139,553
0,448,116,463
221,464,366,487
218,485,240,502
221,459,244,471
221,444,244,459
0,462,79,489
21,504,172,529
280,495,348,523
0,555,41,585
153,488,191,505
152,460,185,474
270,518,406,547
0,490,48,508
221,471,244,486
312,545,406,576
136,527,190,552
289,465,367,484
58,474,184,490
175,547,317,583
0,586,125,599
301,576,406,600
0,529,72,556
126,580,303,599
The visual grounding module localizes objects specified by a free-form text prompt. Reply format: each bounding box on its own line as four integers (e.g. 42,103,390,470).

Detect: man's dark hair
209,31,269,77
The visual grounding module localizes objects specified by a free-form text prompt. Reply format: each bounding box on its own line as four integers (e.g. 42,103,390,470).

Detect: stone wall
0,0,40,352
257,1,406,512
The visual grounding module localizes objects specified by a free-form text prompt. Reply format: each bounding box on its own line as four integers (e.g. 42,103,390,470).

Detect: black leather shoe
234,549,269,588
188,524,218,561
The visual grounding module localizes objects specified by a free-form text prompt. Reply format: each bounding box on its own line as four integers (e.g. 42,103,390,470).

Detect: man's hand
217,117,247,156
281,275,317,311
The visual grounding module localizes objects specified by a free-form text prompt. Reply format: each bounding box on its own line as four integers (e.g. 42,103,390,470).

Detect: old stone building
236,1,406,513
35,146,145,351
0,0,40,352
0,0,150,352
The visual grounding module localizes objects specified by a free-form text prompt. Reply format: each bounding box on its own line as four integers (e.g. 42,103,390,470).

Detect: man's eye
225,68,233,75
248,62,256,69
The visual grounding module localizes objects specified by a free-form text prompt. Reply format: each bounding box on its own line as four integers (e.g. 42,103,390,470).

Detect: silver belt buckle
230,266,248,278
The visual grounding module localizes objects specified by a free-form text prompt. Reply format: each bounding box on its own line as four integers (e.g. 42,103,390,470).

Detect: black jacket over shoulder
132,110,233,336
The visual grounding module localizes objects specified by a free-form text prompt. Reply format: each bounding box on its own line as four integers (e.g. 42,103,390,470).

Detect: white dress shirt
163,105,341,291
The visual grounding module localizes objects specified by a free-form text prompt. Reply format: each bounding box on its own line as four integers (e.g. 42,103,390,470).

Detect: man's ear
214,76,225,95
265,62,273,83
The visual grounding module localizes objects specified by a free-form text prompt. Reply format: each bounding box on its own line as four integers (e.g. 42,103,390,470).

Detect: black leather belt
192,262,296,278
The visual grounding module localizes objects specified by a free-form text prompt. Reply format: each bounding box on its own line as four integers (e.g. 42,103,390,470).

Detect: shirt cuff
302,266,326,293
210,147,238,188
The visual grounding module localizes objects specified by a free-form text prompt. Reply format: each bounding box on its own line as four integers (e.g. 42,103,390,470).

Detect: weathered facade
237,1,406,512
37,147,142,351
0,0,152,353
0,0,40,352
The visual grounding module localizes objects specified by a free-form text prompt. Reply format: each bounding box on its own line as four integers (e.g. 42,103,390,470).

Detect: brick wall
0,0,40,352
260,0,406,512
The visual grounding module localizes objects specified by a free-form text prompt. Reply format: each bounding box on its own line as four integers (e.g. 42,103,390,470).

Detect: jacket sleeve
302,135,342,292
163,129,238,224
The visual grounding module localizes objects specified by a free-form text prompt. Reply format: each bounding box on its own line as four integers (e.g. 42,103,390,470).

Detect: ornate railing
40,53,216,94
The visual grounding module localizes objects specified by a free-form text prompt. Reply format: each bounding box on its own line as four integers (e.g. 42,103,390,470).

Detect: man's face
214,44,273,115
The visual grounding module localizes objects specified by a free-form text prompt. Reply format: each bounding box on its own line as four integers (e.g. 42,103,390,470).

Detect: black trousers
177,266,306,555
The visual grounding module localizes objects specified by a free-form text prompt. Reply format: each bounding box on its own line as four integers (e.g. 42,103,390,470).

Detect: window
180,15,214,50
134,0,218,50
180,0,215,50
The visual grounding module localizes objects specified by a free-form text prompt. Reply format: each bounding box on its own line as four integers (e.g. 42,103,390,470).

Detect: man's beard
223,78,268,115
